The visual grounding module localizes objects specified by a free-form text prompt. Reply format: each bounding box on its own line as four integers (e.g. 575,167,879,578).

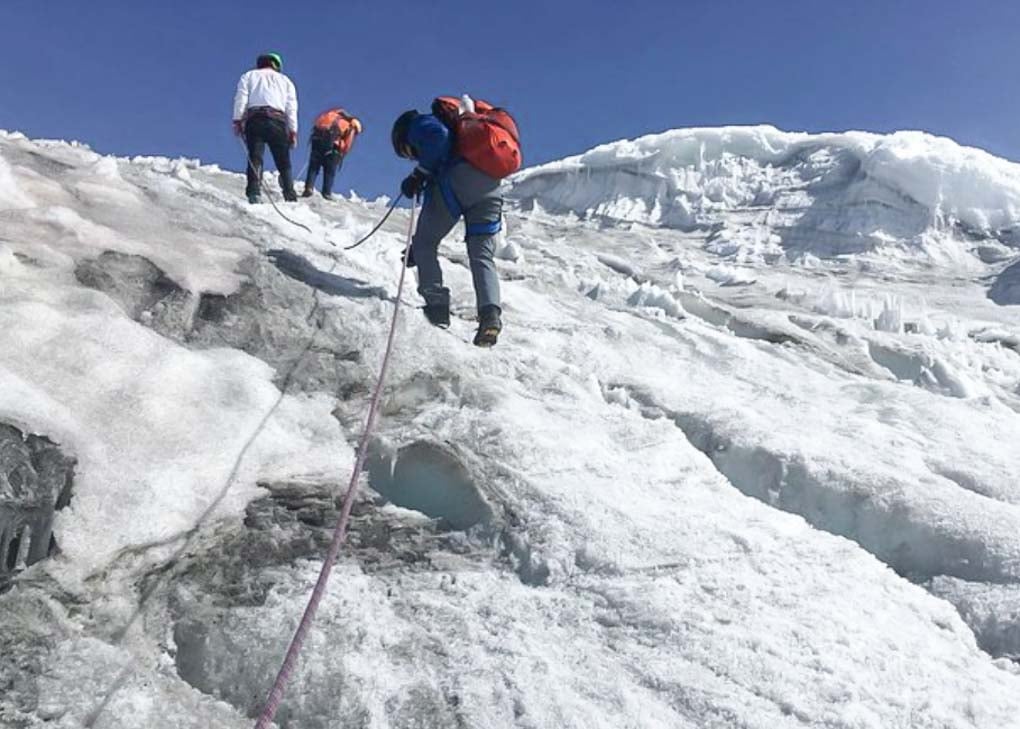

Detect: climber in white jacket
232,52,299,203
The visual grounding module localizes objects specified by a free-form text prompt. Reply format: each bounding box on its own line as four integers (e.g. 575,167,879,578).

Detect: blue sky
2,0,1019,199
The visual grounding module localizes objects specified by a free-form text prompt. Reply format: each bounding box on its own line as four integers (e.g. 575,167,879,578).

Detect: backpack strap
436,173,462,219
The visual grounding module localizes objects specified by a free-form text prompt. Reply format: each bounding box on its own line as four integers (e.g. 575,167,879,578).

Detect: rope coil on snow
252,197,418,729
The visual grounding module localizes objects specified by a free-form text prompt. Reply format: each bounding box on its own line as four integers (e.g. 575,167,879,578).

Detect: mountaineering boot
421,286,450,328
247,194,261,204
301,186,313,198
322,193,334,201
279,172,299,202
473,304,502,347
423,303,450,329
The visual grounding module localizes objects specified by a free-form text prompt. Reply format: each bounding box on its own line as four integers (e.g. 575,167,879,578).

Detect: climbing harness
253,198,418,729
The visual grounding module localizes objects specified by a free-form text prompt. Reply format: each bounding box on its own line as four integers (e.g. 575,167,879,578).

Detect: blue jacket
407,114,452,176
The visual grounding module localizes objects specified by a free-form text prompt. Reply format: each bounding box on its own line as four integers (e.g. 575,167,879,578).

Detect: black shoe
301,187,313,198
423,303,450,329
247,194,261,204
283,191,299,202
473,305,502,347
322,193,334,201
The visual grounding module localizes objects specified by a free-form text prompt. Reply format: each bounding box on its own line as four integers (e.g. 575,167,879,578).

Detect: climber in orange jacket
302,109,362,200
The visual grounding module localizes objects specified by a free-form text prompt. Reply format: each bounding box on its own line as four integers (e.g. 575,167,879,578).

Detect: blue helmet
391,110,419,158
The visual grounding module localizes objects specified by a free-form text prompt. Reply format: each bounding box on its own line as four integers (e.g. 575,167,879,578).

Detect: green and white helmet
256,52,283,71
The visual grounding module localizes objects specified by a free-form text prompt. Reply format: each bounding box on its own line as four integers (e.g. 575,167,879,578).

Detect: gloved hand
288,131,298,148
232,120,244,137
401,169,427,199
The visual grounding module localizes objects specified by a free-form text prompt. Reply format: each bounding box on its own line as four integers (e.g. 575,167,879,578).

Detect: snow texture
2,126,1020,729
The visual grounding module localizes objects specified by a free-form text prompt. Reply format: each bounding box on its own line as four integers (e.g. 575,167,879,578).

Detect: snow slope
2,127,1020,729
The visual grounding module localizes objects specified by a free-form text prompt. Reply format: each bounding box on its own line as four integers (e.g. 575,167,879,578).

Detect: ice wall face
990,259,1020,305
0,424,74,589
510,126,1020,267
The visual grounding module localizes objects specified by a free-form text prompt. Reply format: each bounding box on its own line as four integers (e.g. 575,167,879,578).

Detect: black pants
305,138,343,196
244,115,296,200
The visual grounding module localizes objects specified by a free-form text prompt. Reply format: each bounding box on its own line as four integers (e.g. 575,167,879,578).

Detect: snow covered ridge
510,125,1020,269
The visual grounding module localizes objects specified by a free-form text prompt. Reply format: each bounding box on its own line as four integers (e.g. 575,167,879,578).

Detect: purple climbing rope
253,198,417,729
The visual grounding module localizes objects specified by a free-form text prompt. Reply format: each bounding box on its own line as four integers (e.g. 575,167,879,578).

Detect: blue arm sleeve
408,115,452,174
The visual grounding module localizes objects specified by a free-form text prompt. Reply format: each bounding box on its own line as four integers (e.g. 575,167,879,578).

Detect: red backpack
432,96,522,179
311,109,359,155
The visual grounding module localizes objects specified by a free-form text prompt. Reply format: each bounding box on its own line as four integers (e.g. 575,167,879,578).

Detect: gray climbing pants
412,162,503,313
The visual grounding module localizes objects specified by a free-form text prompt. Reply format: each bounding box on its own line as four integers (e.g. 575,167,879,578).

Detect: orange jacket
312,108,360,155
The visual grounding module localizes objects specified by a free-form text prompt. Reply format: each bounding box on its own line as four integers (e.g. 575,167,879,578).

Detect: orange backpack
312,109,358,155
431,96,522,179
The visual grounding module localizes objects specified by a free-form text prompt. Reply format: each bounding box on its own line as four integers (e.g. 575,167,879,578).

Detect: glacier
1,125,1020,728
511,125,1020,272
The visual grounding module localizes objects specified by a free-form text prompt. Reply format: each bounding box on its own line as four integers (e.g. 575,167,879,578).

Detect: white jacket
232,68,298,134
